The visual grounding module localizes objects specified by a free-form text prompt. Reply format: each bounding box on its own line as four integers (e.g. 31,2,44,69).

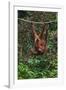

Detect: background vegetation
18,10,58,79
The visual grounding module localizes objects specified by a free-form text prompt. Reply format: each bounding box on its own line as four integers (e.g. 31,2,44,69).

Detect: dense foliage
18,10,58,79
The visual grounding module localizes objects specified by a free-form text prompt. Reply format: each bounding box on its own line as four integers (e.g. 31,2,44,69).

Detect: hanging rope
18,18,57,24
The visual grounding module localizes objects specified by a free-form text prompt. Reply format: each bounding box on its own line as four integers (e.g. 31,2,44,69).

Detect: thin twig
18,18,57,24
